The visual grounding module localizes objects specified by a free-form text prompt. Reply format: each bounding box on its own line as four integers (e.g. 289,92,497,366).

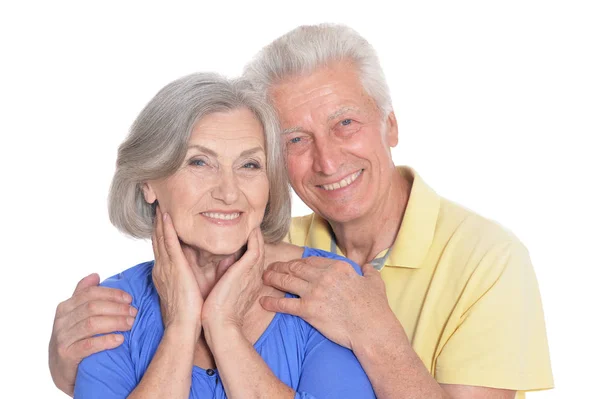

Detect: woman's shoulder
100,261,157,308
264,242,305,264
301,247,363,276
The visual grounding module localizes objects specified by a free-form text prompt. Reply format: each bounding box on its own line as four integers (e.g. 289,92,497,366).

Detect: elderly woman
73,73,375,399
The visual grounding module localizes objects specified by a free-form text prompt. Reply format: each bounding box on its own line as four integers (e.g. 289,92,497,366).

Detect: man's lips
317,169,363,191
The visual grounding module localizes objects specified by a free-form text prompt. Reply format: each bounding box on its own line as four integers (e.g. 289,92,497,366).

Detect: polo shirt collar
305,166,440,269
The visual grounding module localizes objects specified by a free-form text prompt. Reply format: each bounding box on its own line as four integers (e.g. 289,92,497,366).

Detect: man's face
269,61,398,224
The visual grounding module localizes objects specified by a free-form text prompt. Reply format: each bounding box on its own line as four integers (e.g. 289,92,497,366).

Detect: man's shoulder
438,197,526,251
287,213,316,245
432,198,531,287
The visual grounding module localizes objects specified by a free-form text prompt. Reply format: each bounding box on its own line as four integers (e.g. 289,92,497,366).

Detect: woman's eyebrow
187,145,217,157
239,146,265,158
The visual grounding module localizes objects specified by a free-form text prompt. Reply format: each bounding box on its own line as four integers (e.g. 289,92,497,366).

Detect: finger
259,296,304,316
262,270,310,296
231,228,262,275
155,206,168,262
67,333,125,362
69,300,137,330
59,286,132,315
73,273,101,295
361,262,378,277
67,315,135,347
162,212,185,262
151,213,159,261
268,260,322,282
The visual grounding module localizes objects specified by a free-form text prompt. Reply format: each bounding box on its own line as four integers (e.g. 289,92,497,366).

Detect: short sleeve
74,335,137,399
295,328,376,398
73,264,151,398
434,241,554,391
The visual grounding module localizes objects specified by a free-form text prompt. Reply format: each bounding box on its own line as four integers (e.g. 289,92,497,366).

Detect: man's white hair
243,23,393,115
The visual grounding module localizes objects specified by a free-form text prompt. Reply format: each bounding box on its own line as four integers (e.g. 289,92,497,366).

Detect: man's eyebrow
281,126,303,135
281,107,359,134
327,106,358,122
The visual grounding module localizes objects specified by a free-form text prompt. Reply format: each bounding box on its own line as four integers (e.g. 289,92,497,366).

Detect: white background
1,1,598,397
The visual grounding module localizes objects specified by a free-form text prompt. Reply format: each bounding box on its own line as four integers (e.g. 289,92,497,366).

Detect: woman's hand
152,207,203,338
201,228,266,340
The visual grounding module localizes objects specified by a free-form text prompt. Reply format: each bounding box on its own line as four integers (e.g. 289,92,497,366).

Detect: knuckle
288,261,303,274
81,337,94,352
321,272,335,286
84,316,96,333
281,273,295,288
332,261,349,273
312,285,327,299
56,343,70,360
55,300,67,316
85,301,98,314
277,298,289,311
119,303,131,314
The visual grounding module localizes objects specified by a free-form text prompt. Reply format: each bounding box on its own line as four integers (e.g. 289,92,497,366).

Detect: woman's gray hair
243,23,393,115
108,72,291,243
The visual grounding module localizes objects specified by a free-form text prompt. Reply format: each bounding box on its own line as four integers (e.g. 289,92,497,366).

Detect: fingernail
126,317,135,326
113,334,124,344
129,307,138,317
122,293,132,303
163,212,167,221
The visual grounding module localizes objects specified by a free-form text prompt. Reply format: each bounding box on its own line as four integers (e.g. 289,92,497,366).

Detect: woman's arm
127,209,203,398
201,229,295,399
127,324,196,398
206,325,295,399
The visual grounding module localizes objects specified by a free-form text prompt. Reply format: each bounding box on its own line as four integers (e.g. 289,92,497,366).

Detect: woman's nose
211,171,240,204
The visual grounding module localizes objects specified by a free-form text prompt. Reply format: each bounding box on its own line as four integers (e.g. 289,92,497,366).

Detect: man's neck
329,168,412,266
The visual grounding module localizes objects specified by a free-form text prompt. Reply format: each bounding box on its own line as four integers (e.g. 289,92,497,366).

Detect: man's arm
49,273,135,396
261,258,516,399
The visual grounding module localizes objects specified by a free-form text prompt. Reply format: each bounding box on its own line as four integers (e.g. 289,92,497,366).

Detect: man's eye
289,137,302,144
340,119,352,126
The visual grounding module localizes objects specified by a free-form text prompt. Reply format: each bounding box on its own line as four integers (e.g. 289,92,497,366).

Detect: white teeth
321,170,362,191
202,212,240,220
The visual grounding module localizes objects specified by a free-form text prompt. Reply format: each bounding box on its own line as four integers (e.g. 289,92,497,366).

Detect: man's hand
260,257,400,350
49,273,136,396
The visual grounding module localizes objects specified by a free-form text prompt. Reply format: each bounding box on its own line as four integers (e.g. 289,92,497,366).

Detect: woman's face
143,108,270,255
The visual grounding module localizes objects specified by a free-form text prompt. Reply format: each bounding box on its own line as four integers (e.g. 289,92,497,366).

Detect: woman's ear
142,182,157,204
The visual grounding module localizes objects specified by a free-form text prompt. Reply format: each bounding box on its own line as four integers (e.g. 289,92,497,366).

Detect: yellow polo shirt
287,167,553,397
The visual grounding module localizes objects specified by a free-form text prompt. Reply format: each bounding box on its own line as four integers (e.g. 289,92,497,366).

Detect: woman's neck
184,244,245,299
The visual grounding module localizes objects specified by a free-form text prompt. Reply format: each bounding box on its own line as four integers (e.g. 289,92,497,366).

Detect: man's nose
312,136,341,175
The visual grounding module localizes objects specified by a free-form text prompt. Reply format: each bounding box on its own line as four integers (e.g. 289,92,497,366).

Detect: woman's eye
289,137,302,144
243,162,260,169
340,118,352,126
191,159,206,167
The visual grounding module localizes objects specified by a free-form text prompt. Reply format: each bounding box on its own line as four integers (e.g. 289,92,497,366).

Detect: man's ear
385,111,399,148
141,182,157,204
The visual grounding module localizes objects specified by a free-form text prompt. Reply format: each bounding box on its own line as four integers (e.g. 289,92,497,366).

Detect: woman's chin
193,238,247,257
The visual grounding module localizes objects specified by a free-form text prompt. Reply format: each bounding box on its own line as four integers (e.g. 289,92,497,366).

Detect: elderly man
49,24,553,398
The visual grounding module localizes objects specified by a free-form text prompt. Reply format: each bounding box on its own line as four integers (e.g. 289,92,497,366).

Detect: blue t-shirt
74,247,375,399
